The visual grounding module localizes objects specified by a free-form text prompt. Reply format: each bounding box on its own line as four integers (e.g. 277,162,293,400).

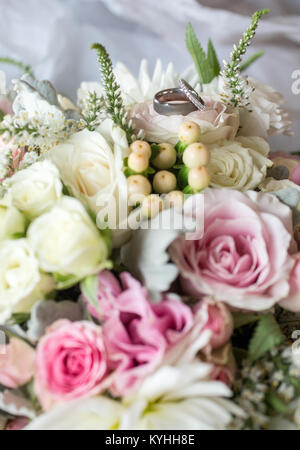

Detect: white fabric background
0,0,299,150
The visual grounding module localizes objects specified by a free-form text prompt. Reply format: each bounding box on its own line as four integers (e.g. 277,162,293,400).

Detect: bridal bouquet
0,9,299,431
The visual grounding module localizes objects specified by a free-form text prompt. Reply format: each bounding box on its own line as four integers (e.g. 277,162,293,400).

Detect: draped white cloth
0,0,299,150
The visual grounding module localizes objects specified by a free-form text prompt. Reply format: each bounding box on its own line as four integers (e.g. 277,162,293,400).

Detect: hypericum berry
130,140,151,158
188,166,210,191
141,194,163,219
128,152,149,173
127,175,152,205
153,170,177,194
152,143,177,170
164,190,185,209
178,121,201,145
183,142,210,168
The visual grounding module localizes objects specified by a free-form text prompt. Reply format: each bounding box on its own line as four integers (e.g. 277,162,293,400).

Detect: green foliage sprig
0,57,34,77
186,23,220,84
81,91,105,131
221,9,269,107
91,43,136,144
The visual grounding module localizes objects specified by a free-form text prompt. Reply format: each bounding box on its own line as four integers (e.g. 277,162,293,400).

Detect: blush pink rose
0,338,35,388
102,272,193,396
35,320,108,411
169,189,296,311
194,298,234,352
130,97,238,145
280,253,300,312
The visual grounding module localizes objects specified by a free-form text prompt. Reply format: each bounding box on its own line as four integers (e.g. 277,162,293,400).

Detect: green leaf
266,391,289,415
150,144,161,161
248,314,285,363
240,51,264,72
53,273,81,290
177,166,189,189
207,39,221,77
80,275,100,315
175,141,188,156
183,185,193,195
233,313,262,328
8,313,30,325
0,109,4,122
186,23,215,84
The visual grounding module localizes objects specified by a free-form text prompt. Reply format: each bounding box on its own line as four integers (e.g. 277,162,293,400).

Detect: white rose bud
153,170,177,194
27,196,110,278
152,143,177,170
9,160,63,219
141,194,163,219
164,190,185,209
130,140,151,158
0,239,41,324
183,142,210,168
188,166,211,191
128,152,149,173
178,121,201,145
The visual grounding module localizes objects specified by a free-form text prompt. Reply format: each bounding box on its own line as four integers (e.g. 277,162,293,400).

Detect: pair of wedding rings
153,79,206,116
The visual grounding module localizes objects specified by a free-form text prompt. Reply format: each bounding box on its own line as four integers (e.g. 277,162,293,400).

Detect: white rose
238,77,293,138
49,118,128,215
9,160,63,219
27,196,110,278
0,239,41,324
207,136,273,190
0,194,25,240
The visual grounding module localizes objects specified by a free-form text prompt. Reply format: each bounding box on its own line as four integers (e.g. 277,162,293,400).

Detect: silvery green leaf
273,187,300,226
121,208,195,301
20,74,60,106
0,390,36,419
27,300,84,342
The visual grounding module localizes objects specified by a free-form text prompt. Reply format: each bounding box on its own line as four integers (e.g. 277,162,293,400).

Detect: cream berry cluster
124,120,211,218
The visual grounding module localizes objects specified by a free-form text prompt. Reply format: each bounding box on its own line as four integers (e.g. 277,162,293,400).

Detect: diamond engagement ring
153,78,206,116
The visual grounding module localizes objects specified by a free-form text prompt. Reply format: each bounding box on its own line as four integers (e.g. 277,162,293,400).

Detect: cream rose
207,136,273,190
48,119,129,234
0,194,25,240
9,160,63,219
27,196,110,278
0,239,41,324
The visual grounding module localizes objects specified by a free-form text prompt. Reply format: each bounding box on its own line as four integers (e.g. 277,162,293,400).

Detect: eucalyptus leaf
248,315,285,363
27,300,84,342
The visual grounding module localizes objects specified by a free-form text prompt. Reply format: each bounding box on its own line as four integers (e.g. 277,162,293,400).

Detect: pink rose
102,272,193,396
194,298,234,352
6,417,30,430
0,338,35,388
280,253,300,312
130,97,238,145
169,189,296,311
35,320,108,411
